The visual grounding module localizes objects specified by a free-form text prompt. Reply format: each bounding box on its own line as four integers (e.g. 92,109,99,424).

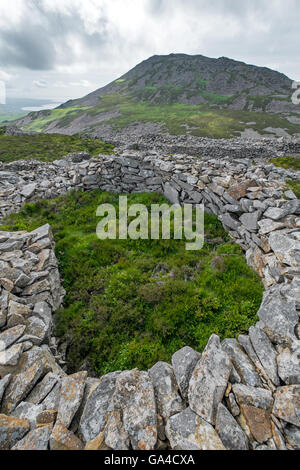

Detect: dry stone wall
0,149,299,450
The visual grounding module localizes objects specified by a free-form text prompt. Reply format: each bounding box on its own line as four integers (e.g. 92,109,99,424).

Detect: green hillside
14,54,300,139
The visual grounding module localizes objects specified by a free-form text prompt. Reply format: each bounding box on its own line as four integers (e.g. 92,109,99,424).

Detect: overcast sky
0,0,299,103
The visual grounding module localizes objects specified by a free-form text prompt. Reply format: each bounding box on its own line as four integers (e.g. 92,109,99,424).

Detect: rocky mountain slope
14,54,300,140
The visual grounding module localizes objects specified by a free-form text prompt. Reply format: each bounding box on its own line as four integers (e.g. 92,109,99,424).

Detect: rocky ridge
0,149,300,450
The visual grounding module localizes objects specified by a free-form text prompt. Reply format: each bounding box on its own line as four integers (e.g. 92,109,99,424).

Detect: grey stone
41,381,61,410
284,424,300,450
258,218,286,235
105,369,157,451
269,232,300,267
0,343,24,367
0,324,26,351
26,372,58,405
78,372,119,443
1,360,44,413
277,348,300,385
12,424,52,450
249,326,280,386
219,213,240,231
257,290,298,346
222,339,262,387
163,182,179,205
239,211,260,232
0,374,11,404
226,392,240,417
56,371,87,428
273,385,300,426
232,384,274,410
21,184,36,199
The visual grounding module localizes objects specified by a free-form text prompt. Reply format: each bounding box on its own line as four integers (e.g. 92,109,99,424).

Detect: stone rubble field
0,147,300,450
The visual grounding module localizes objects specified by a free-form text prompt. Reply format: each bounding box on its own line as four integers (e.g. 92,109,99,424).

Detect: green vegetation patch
0,131,114,163
270,156,300,171
1,191,264,375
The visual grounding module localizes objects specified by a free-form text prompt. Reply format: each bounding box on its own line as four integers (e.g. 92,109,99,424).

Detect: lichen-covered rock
232,384,274,410
283,424,300,450
50,423,84,450
257,290,298,346
248,326,280,386
36,410,57,427
240,405,272,444
277,347,300,385
166,407,225,450
78,372,119,443
0,325,26,351
56,371,87,428
189,335,232,425
12,424,52,450
26,372,58,405
222,339,262,387
149,362,184,423
105,369,157,450
171,346,200,400
12,401,45,429
85,431,107,450
1,360,44,413
0,414,30,449
0,343,24,367
273,385,300,426
216,403,249,450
